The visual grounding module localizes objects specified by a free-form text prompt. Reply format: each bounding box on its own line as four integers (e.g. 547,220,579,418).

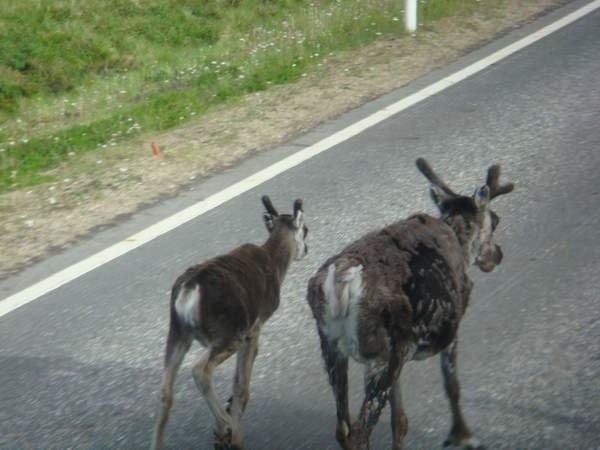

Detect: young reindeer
306,158,514,450
151,196,308,450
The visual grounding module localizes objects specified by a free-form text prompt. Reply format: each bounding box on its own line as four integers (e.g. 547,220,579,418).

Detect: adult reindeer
151,196,308,450
307,158,514,450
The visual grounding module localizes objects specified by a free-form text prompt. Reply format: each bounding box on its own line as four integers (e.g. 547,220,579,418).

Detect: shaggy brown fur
307,158,513,450
308,214,470,362
171,240,290,346
151,196,308,450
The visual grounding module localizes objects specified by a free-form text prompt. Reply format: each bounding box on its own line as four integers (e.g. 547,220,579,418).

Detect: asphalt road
1,3,599,450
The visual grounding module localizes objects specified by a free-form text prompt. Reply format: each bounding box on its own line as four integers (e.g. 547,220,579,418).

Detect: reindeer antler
415,158,457,196
262,195,279,216
486,165,515,200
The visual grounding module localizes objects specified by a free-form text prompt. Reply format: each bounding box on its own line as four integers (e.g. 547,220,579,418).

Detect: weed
0,0,494,192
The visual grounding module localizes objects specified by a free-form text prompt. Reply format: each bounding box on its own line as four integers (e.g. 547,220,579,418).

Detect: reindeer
306,158,514,450
151,196,308,450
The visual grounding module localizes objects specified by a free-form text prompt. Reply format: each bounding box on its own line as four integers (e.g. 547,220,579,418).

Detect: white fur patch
175,285,200,327
339,420,349,437
293,210,303,228
293,214,306,260
322,263,363,360
324,264,339,317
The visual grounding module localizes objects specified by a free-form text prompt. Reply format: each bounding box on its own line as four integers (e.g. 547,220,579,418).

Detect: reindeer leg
352,342,406,450
150,325,192,450
192,345,242,450
317,329,351,450
227,330,260,423
351,362,395,449
390,376,408,450
441,340,484,450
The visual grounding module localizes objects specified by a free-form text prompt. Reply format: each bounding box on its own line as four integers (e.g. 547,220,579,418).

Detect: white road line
1,1,599,318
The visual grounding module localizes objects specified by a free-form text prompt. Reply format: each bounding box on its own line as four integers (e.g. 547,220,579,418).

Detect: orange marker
151,142,162,157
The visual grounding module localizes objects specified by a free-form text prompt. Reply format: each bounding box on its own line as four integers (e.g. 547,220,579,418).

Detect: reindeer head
262,195,308,261
416,158,514,273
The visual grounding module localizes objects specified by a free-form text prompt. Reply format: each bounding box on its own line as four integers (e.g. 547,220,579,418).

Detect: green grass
421,0,481,21
0,0,488,192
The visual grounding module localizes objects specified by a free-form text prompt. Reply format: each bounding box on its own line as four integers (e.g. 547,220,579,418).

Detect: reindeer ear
473,185,490,209
293,199,303,215
294,210,303,228
293,199,303,227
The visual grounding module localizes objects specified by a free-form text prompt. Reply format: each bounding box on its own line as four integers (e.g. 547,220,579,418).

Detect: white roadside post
404,0,418,33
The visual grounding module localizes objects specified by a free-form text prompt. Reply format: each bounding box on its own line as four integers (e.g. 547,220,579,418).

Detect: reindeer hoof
214,441,245,450
443,435,485,450
214,444,243,450
213,425,246,450
335,421,352,450
213,427,232,450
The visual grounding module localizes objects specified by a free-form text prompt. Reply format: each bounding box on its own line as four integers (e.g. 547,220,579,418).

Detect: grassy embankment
0,0,483,193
